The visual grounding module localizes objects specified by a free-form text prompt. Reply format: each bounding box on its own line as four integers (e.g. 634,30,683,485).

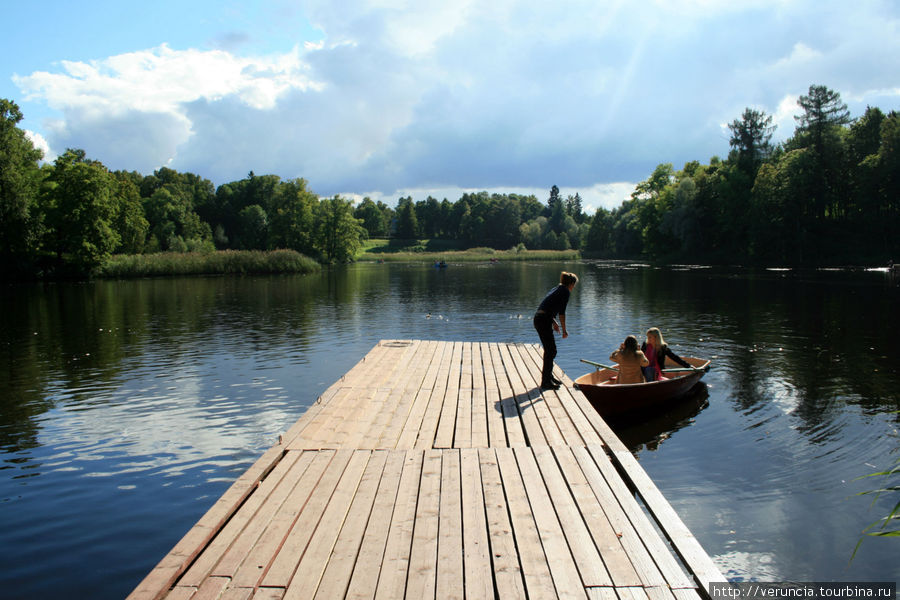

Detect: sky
4,0,900,212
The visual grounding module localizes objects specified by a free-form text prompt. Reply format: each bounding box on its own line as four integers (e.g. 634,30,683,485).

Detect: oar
580,358,707,373
580,359,618,371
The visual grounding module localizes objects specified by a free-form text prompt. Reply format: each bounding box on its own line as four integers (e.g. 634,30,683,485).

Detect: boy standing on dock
533,271,578,390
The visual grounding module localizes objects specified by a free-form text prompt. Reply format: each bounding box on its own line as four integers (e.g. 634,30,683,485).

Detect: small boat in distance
574,356,710,418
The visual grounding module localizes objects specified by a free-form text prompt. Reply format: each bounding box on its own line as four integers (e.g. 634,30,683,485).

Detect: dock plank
495,446,562,600
572,445,668,588
404,449,442,599
261,450,355,588
585,445,692,589
470,343,490,448
497,343,548,447
312,450,388,600
433,342,462,448
482,342,510,448
479,448,528,599
436,450,464,600
514,446,588,599
553,446,642,587
282,450,372,599
228,451,334,589
373,450,424,600
344,451,406,600
411,341,454,450
533,445,613,587
396,341,451,449
460,447,494,600
490,342,527,447
129,340,725,600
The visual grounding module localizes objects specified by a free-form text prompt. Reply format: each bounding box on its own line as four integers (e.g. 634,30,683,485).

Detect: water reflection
1,262,898,597
609,383,710,451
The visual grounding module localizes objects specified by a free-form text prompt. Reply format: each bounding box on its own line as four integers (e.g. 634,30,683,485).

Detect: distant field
356,239,580,262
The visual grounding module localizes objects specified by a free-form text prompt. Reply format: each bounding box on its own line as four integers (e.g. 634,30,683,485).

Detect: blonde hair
560,271,578,286
646,327,665,349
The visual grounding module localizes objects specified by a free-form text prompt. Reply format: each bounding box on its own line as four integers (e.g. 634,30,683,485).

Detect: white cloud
24,129,54,162
18,44,321,113
11,1,900,207
14,44,323,172
772,94,800,142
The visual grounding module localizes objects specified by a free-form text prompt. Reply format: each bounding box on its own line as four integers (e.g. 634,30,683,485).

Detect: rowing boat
573,356,710,418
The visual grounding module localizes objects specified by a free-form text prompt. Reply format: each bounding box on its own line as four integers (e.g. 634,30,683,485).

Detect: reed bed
97,250,321,278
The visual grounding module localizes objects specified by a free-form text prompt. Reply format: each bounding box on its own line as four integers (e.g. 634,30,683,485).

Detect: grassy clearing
96,250,321,278
356,243,580,263
359,238,465,254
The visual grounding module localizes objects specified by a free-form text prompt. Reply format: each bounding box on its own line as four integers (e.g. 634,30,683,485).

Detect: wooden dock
128,340,725,600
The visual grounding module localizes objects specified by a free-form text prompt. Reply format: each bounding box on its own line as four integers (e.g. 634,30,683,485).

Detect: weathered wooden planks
129,340,725,600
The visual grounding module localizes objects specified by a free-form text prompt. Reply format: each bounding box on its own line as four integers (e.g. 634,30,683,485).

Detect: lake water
1,261,898,598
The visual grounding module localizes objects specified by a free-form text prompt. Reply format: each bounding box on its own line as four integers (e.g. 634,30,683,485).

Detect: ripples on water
1,263,898,596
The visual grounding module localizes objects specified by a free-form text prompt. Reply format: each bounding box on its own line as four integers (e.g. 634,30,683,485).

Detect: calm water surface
1,262,898,598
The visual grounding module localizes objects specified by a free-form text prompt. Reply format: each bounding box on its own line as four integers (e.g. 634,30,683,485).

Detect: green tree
458,201,484,243
728,107,776,177
543,229,559,250
547,185,561,217
847,107,885,164
0,99,44,275
200,171,271,248
142,184,212,251
268,178,317,253
792,84,851,223
43,149,120,272
702,159,753,260
314,195,365,262
659,176,702,256
416,196,442,238
486,196,521,247
750,149,815,264
515,193,544,222
610,202,643,257
354,197,389,237
631,163,677,258
845,107,887,257
111,174,148,254
548,192,567,233
565,193,584,222
238,204,268,250
795,84,851,137
395,196,419,239
585,208,613,255
519,218,545,249
867,111,900,258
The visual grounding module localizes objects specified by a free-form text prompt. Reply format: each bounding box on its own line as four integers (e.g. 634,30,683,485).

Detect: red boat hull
574,356,710,418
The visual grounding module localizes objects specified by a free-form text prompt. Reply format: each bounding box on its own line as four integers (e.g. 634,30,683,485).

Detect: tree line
586,85,899,265
1,99,368,278
2,84,898,278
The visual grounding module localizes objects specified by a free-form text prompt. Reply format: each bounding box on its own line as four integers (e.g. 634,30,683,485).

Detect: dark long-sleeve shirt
641,342,690,370
536,285,570,319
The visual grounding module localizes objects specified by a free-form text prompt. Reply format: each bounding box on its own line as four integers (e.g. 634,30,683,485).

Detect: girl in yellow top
609,335,649,384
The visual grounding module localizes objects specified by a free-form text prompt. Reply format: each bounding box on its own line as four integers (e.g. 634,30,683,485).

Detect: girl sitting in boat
641,327,693,382
609,335,649,384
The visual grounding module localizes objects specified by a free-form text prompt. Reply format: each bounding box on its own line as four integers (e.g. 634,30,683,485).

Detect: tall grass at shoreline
97,250,321,278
